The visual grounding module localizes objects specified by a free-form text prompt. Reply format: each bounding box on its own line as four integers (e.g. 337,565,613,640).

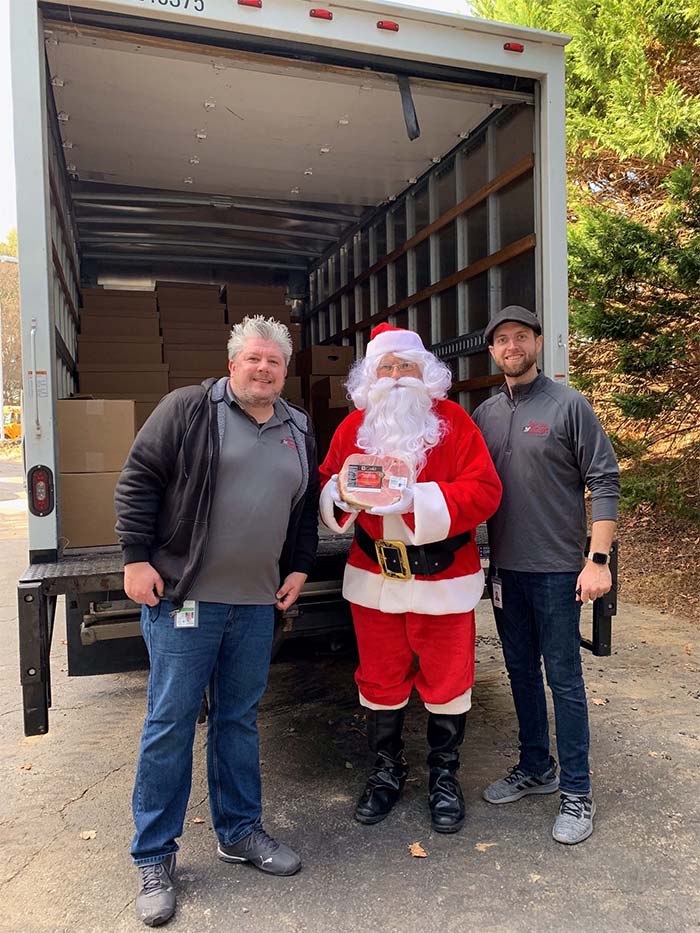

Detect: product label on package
346,464,383,492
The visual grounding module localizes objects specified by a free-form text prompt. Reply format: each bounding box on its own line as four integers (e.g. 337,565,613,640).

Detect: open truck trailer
10,0,616,737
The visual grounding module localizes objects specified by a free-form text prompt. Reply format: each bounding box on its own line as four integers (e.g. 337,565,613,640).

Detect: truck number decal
137,0,206,12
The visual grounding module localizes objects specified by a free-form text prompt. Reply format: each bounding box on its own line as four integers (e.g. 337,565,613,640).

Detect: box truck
10,0,616,736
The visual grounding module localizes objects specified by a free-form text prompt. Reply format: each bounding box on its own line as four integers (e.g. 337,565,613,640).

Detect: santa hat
364,322,426,360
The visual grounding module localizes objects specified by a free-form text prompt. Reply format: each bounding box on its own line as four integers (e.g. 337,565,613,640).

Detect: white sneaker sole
552,799,596,844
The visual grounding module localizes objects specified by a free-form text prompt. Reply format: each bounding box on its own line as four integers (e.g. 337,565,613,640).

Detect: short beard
500,349,538,378
357,376,444,476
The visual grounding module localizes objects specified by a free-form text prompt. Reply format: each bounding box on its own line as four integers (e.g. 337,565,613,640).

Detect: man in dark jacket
115,315,319,927
473,305,619,847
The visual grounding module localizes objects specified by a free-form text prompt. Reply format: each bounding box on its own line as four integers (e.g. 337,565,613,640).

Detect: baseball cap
483,305,542,345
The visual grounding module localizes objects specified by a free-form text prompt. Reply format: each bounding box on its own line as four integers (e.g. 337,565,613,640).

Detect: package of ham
338,453,411,510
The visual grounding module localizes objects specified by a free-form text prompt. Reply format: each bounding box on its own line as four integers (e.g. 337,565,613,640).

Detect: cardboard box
157,282,221,298
310,375,350,410
164,346,228,371
81,303,158,318
158,305,226,324
288,323,302,353
283,376,303,407
82,289,157,312
78,363,170,397
161,325,231,345
226,284,286,303
168,372,219,391
57,399,136,473
60,471,120,548
135,400,160,431
80,312,161,338
296,345,355,377
228,306,291,326
78,336,164,365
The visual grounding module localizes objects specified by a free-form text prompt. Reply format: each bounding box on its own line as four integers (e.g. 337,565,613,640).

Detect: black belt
355,523,471,580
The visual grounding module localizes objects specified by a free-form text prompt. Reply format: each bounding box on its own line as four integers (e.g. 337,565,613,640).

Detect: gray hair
227,315,293,364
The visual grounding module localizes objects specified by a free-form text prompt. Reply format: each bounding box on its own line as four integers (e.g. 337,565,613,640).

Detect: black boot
427,712,466,833
354,709,408,825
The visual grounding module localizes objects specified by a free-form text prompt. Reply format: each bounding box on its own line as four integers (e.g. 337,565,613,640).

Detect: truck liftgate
18,535,617,737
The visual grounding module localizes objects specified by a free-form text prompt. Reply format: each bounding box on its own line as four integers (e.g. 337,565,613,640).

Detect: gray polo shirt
189,386,303,604
472,373,620,573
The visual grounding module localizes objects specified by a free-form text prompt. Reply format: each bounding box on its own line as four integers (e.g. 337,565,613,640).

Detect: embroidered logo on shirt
523,421,550,436
281,436,296,450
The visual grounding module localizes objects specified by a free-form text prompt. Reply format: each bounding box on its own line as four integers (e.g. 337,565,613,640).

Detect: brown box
310,375,350,410
81,303,158,318
162,325,231,345
228,306,291,326
135,400,160,431
60,471,120,548
296,345,354,377
78,336,164,365
283,376,303,407
158,305,226,324
78,363,170,397
164,346,228,371
57,399,136,473
82,288,157,312
288,323,302,353
80,312,161,338
157,282,221,298
168,372,220,391
226,284,286,303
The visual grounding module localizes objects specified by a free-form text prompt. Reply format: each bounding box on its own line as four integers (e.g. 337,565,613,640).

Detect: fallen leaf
79,830,97,840
475,842,498,853
685,645,692,656
529,873,542,883
592,698,608,706
20,762,32,771
648,751,659,758
191,817,205,824
408,842,427,858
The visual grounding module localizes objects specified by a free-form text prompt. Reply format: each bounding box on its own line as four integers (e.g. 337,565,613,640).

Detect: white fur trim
358,691,410,711
365,329,425,359
343,564,485,615
379,483,450,546
320,481,359,534
424,689,472,714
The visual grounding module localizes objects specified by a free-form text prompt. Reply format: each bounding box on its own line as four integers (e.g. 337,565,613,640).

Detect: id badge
174,600,198,629
491,575,503,610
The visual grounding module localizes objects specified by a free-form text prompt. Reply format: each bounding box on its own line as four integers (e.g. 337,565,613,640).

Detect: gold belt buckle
375,539,412,581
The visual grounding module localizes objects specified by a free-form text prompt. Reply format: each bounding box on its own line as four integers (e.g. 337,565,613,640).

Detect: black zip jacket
114,377,319,609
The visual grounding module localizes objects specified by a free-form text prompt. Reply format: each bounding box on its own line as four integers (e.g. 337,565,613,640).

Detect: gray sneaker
552,793,596,844
482,760,559,804
135,854,176,927
217,826,301,876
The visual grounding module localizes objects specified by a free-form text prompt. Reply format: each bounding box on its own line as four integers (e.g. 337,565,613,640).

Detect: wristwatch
587,551,610,565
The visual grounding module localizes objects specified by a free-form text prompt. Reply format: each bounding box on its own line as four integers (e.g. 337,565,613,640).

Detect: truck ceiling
44,17,533,277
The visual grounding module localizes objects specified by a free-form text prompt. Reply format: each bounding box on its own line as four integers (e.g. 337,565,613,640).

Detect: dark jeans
131,599,275,866
487,568,591,795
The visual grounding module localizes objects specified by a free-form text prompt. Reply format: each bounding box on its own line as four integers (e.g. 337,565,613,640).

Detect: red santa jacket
319,399,502,615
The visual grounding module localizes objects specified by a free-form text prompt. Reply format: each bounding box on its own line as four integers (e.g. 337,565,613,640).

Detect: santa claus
319,323,502,833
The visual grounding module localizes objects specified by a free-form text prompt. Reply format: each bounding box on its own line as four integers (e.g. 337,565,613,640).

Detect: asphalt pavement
0,456,698,933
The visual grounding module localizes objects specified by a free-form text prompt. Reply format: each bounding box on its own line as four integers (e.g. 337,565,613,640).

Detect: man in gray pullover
472,305,619,845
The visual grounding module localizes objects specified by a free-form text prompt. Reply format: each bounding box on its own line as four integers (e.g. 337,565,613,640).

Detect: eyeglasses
377,361,418,375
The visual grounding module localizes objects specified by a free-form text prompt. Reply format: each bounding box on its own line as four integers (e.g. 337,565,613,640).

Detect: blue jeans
487,569,591,795
131,600,275,866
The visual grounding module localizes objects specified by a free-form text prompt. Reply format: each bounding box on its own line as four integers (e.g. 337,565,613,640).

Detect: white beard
357,376,444,477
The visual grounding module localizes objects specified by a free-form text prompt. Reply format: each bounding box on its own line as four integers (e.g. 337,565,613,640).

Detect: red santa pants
351,604,476,713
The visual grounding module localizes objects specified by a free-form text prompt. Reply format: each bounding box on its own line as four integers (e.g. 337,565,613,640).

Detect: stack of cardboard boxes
158,283,229,390
296,345,355,459
57,399,138,548
225,284,303,407
77,288,167,430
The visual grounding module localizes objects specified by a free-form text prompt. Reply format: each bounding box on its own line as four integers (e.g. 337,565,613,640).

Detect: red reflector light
28,465,54,517
238,0,262,7
377,20,399,31
504,42,524,52
310,8,333,19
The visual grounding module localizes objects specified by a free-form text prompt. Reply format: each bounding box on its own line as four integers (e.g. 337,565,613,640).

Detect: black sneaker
135,854,176,927
482,760,559,804
217,827,301,876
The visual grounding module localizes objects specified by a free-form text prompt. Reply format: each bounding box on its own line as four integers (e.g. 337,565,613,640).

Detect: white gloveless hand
329,473,359,513
367,486,415,516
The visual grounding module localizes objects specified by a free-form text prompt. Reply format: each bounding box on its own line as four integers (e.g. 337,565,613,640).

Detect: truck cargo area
15,1,603,736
